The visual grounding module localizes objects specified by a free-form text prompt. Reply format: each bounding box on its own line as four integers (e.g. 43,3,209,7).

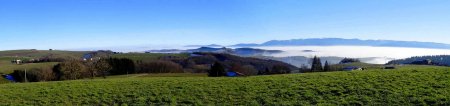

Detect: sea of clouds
254,46,450,64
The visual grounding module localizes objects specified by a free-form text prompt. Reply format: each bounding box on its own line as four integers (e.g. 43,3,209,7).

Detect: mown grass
0,65,449,105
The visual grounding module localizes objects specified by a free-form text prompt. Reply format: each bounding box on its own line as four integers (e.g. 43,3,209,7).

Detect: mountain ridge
231,38,450,49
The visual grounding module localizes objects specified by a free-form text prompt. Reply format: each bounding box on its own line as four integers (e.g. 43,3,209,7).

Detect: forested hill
388,55,450,66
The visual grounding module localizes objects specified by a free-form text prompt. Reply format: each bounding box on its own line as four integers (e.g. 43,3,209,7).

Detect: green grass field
0,62,59,74
0,49,88,74
330,62,384,70
0,65,449,105
0,62,59,84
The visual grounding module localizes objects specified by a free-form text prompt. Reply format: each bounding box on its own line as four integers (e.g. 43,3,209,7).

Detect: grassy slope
0,50,88,58
0,50,89,73
330,62,384,70
0,50,88,83
0,62,59,74
0,65,449,105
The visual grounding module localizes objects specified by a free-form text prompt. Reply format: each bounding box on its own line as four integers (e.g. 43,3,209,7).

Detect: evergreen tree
208,62,225,77
324,61,330,72
311,56,323,72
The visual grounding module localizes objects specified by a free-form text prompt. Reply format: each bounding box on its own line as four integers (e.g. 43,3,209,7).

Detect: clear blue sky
1,0,450,50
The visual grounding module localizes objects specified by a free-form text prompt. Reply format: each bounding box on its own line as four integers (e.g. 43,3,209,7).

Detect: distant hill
388,55,450,66
183,52,298,73
184,44,223,47
231,38,450,49
0,49,90,60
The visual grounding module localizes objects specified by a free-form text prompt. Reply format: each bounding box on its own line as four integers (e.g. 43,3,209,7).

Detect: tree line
300,56,363,73
11,57,185,82
388,55,450,66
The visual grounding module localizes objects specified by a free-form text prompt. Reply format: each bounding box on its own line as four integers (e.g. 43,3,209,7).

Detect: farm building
226,71,245,77
11,59,22,64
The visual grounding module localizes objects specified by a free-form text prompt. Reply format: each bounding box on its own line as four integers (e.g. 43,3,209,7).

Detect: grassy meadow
0,65,449,105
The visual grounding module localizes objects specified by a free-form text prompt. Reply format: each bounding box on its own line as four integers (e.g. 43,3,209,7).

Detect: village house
11,59,22,64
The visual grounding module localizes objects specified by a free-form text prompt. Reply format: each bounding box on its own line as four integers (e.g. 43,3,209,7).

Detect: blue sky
1,0,450,50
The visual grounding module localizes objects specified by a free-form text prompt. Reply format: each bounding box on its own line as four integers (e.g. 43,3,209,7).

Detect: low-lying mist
255,46,450,64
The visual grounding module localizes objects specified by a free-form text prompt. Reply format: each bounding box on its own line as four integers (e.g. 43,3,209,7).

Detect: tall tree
324,61,330,72
208,62,225,77
55,60,87,80
93,59,112,78
311,56,323,72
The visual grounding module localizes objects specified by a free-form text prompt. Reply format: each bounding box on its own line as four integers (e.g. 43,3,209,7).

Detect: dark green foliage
270,64,291,74
107,58,135,75
324,61,331,71
259,67,270,75
189,52,297,75
208,62,226,77
136,60,184,73
339,58,361,64
258,65,292,75
389,55,450,66
311,56,323,72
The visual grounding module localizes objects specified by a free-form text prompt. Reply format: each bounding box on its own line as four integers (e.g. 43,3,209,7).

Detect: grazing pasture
0,65,449,105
